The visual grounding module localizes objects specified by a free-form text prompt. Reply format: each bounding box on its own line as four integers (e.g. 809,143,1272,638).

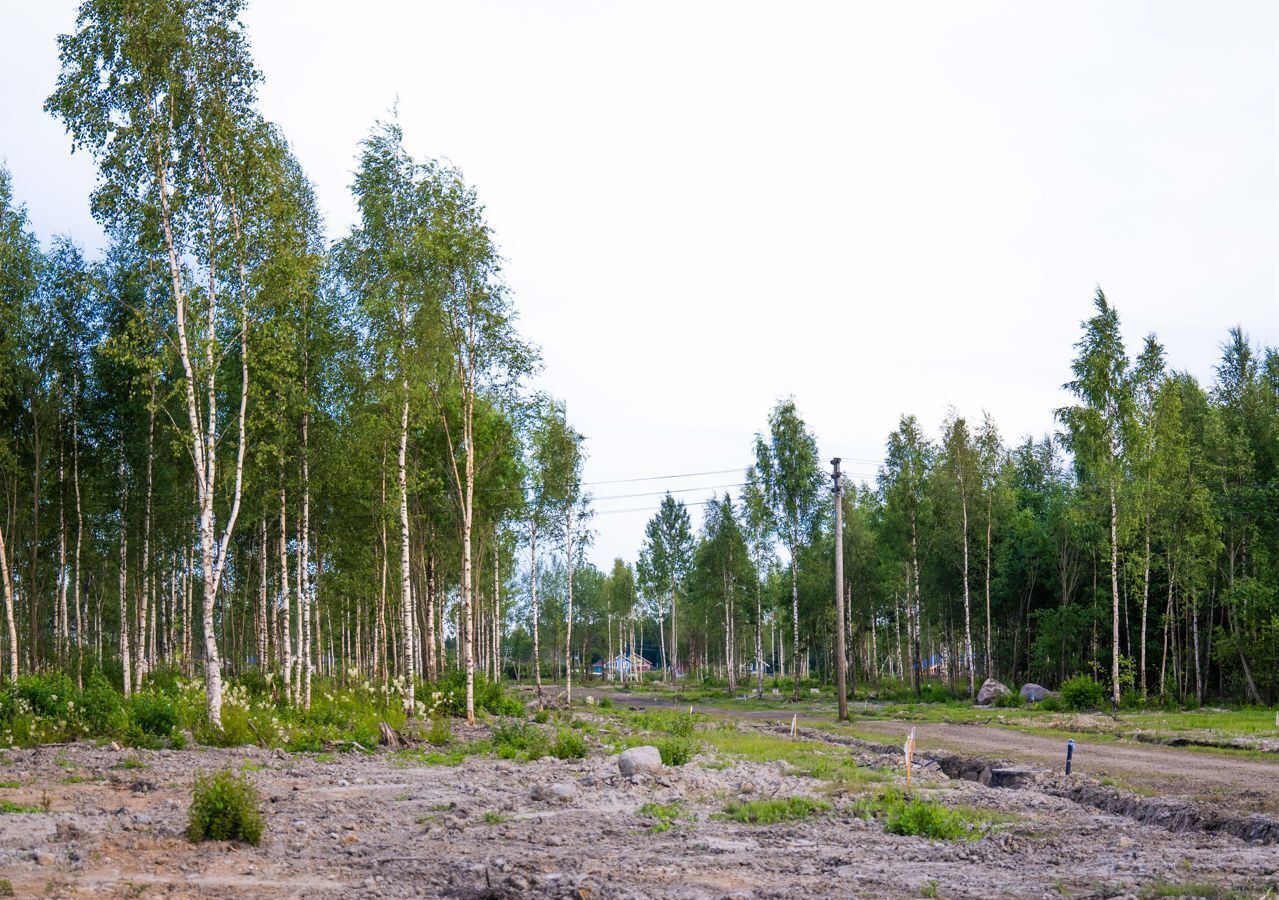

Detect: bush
427,716,452,747
657,737,697,766
188,769,263,845
993,691,1023,708
550,728,587,760
492,721,549,761
126,692,180,746
81,674,125,734
1060,675,1106,711
720,796,829,824
597,696,614,710
1038,694,1065,712
883,794,969,840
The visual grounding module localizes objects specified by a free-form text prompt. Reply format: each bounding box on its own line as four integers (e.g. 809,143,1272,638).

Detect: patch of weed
187,769,263,845
719,796,830,825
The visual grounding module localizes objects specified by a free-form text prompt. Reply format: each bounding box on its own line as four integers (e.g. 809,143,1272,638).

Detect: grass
852,787,1009,841
113,756,147,770
391,741,490,768
701,727,889,787
482,811,507,825
188,769,263,845
1141,882,1245,899
0,779,20,788
720,796,830,824
638,800,692,833
0,799,42,813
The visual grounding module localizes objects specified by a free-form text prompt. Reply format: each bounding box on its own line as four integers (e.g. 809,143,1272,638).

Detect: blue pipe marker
1065,739,1075,775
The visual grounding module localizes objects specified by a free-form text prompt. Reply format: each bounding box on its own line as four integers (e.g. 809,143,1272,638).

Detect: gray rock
976,678,1011,706
618,745,664,777
530,782,578,802
1020,683,1057,703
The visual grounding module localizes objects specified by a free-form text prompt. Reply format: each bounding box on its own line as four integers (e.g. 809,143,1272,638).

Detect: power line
591,482,746,502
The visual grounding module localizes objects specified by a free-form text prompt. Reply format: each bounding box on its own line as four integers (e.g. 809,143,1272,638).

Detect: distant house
601,653,654,677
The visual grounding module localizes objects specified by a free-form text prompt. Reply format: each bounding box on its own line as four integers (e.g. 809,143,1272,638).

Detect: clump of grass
656,737,697,766
492,721,549,761
597,696,614,709
1141,882,1234,899
0,877,12,897
113,756,147,770
426,716,452,747
0,779,20,788
701,727,888,787
482,811,507,825
638,800,691,833
533,708,549,724
719,796,830,825
187,769,264,845
854,787,997,841
550,728,588,760
0,799,41,814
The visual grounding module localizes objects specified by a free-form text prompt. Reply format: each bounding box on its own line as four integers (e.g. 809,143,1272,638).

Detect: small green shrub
427,716,452,747
720,796,829,824
993,691,1023,708
492,721,549,761
533,708,549,724
188,769,264,845
0,800,41,814
855,787,991,841
597,696,614,709
126,692,179,746
81,674,125,733
1060,675,1106,711
550,728,587,760
657,737,697,766
1038,694,1065,712
638,800,689,832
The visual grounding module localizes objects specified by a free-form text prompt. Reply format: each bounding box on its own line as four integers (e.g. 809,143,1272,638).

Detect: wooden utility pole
832,458,848,721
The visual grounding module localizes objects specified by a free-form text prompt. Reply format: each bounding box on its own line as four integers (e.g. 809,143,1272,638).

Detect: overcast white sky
2,1,1276,568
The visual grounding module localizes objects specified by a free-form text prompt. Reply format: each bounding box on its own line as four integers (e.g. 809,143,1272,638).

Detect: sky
2,1,1276,569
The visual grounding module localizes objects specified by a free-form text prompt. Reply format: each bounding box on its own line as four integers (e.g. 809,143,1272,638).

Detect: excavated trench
770,722,1279,845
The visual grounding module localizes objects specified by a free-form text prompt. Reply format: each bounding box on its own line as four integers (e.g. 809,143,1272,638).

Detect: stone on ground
618,745,664,777
976,678,1011,705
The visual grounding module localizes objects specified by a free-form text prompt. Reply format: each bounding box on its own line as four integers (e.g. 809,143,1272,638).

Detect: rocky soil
0,724,1276,899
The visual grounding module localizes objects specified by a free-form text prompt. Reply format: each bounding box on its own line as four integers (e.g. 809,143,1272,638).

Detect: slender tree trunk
1140,525,1150,699
72,383,83,687
398,378,415,715
790,521,801,701
1108,481,1121,707
959,475,975,698
118,460,132,697
1,512,17,681
279,485,293,702
564,504,574,704
984,491,993,679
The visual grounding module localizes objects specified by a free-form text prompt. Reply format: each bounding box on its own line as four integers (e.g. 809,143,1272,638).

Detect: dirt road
594,689,1279,814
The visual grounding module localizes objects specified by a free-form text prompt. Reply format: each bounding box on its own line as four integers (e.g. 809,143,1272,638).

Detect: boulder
618,745,664,777
530,782,578,802
1020,683,1055,703
976,678,1011,706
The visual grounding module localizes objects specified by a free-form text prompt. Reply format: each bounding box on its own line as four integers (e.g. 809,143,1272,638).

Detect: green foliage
719,796,829,825
993,691,1024,708
1060,675,1107,711
550,728,588,759
0,800,41,814
125,692,180,748
855,787,997,841
638,800,690,833
188,770,263,845
426,716,452,747
597,696,614,710
491,721,548,761
656,737,697,766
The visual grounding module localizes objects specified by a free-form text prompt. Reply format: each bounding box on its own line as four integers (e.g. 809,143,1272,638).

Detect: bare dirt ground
607,691,1279,815
1,713,1277,899
845,718,1279,815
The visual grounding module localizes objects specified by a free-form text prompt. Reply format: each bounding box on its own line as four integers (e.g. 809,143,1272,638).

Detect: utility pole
832,458,848,722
